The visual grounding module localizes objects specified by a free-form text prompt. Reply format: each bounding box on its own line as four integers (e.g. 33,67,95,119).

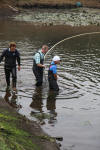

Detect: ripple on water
0,25,100,150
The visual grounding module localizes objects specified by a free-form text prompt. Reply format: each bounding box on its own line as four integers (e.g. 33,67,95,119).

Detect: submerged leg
49,79,59,91
12,67,17,91
5,68,10,88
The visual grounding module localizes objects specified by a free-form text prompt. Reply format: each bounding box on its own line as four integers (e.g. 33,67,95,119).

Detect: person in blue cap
48,56,61,91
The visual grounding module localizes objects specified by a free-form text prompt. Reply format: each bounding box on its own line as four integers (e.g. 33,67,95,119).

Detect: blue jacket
0,48,20,68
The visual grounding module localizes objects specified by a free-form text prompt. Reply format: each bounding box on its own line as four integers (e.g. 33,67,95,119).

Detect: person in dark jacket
0,42,21,92
48,56,60,91
33,45,48,86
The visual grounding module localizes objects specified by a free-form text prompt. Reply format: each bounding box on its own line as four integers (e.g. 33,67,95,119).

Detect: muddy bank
13,8,100,26
16,0,100,9
0,0,100,18
0,2,18,18
0,1,100,27
0,1,100,26
0,97,60,150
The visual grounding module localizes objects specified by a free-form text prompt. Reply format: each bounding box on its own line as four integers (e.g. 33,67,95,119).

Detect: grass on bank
0,109,41,150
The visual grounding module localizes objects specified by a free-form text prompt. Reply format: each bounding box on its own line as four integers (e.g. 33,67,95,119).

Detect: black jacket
0,48,20,68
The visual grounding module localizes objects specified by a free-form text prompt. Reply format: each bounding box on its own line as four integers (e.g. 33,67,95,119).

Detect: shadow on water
30,87,43,113
30,86,58,125
46,90,58,125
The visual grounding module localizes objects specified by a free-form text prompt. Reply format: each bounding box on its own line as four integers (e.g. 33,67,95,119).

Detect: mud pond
0,12,100,150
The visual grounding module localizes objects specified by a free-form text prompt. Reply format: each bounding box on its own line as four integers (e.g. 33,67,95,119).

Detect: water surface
0,20,100,150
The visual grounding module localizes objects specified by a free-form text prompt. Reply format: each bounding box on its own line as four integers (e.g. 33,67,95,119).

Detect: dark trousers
48,79,59,91
4,67,17,87
33,67,43,86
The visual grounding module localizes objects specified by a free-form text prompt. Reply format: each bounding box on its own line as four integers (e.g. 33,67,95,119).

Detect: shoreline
0,3,100,27
0,0,100,18
0,97,60,150
13,7,100,27
16,0,100,9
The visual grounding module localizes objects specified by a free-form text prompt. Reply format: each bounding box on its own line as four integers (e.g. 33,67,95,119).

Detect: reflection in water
30,87,43,113
4,90,11,101
46,90,58,125
4,90,20,108
0,20,100,150
30,87,44,124
30,87,58,125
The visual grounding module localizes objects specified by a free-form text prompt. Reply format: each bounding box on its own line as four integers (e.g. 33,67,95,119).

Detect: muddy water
0,20,100,150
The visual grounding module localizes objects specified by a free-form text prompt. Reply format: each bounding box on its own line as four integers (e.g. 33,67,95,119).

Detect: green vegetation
0,109,41,150
31,112,51,120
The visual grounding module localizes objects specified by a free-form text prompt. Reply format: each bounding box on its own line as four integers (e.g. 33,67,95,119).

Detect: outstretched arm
0,50,6,63
16,51,21,71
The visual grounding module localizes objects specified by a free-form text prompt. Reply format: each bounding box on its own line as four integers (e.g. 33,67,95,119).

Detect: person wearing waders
0,42,21,92
48,56,60,91
33,45,48,86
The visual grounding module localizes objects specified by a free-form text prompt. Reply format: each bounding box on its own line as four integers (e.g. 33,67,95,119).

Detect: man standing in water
0,42,21,92
48,56,60,91
33,45,48,86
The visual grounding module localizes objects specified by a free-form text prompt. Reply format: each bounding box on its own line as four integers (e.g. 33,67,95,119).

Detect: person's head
52,56,61,64
41,45,48,54
9,42,16,51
